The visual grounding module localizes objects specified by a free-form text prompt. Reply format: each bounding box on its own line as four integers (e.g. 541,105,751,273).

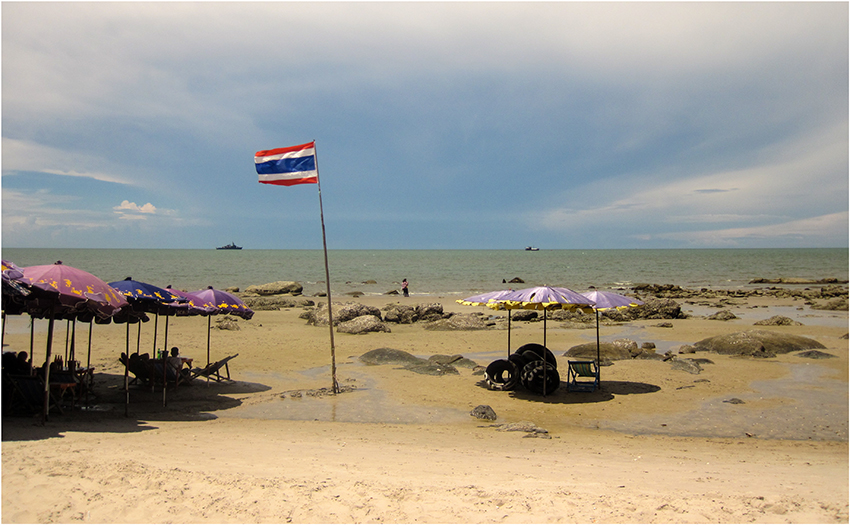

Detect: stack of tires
484,343,560,395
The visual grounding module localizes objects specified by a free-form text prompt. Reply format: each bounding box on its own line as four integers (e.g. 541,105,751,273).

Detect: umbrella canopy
190,286,254,320
495,286,594,311
165,286,218,316
109,278,186,316
456,289,516,307
581,290,644,311
2,260,31,312
22,261,129,320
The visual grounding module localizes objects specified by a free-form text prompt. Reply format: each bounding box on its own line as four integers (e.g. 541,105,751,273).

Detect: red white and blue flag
255,141,318,186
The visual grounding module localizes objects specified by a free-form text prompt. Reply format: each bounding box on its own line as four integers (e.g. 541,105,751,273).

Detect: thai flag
255,141,318,186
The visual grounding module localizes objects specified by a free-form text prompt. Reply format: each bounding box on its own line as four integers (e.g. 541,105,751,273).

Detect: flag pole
312,142,339,394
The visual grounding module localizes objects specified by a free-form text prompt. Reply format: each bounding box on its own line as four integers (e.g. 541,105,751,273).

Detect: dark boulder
359,348,424,366
691,330,826,357
423,314,488,331
336,315,391,334
754,315,803,326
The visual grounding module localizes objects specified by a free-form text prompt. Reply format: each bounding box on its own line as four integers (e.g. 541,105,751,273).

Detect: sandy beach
2,292,848,523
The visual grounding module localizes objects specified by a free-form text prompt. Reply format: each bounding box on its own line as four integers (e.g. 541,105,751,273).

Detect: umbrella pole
42,308,55,424
206,316,211,387
153,313,159,357
29,316,34,369
507,310,511,359
86,321,93,407
596,309,601,380
64,319,71,364
69,319,76,366
136,322,142,355
162,316,168,407
125,322,130,417
543,308,547,398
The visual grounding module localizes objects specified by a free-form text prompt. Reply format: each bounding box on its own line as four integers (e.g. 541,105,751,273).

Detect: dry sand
2,294,848,523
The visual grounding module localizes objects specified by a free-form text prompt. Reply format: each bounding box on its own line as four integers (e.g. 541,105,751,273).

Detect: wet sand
2,293,848,523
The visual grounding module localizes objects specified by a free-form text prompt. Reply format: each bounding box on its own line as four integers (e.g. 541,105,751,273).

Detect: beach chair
567,360,599,392
3,372,63,415
189,354,239,383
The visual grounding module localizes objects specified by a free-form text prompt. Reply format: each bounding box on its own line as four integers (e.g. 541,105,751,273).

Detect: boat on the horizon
525,246,540,251
217,242,242,250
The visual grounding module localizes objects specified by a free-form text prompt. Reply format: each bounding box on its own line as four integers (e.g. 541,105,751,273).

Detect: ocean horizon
2,247,847,298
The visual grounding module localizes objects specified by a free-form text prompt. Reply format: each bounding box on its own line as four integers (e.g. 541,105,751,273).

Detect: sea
2,248,847,298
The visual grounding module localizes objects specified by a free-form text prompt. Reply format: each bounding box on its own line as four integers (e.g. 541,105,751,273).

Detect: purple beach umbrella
581,290,644,372
189,287,254,375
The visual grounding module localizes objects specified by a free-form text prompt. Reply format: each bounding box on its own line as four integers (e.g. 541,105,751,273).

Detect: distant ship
525,246,540,251
216,242,242,250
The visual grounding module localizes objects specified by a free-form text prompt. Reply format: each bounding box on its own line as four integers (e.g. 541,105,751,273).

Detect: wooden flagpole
312,142,339,394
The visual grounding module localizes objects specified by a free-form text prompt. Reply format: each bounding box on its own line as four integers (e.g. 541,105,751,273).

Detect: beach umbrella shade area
109,278,190,410
189,286,254,373
580,290,644,370
14,261,131,421
474,286,595,396
457,289,517,358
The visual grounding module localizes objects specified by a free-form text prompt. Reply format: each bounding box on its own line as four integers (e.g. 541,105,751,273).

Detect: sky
2,2,848,250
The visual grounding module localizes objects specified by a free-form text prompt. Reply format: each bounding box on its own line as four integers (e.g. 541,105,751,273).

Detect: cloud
648,212,849,247
1,138,136,186
113,200,158,220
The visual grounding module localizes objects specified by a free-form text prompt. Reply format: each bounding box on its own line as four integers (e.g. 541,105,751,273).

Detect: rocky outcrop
707,310,738,321
423,314,488,331
564,338,657,361
359,348,424,366
306,302,382,326
749,277,847,285
242,296,314,310
336,315,391,334
244,281,303,296
691,330,826,357
754,315,803,326
630,282,848,303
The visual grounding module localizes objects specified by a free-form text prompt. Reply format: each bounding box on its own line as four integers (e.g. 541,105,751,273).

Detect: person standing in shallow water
402,279,409,297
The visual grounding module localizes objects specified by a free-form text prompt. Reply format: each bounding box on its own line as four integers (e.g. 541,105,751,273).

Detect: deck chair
189,354,238,383
567,360,600,392
3,373,63,415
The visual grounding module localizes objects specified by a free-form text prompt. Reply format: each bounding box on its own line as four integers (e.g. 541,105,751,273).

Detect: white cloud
112,200,160,221
648,212,849,247
1,138,136,186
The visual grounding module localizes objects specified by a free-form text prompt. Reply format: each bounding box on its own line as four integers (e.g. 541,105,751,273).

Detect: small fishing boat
525,246,540,251
217,242,242,250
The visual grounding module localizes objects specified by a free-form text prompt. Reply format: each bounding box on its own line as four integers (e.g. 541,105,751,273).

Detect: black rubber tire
517,343,557,368
518,343,557,369
485,359,519,391
520,360,561,395
508,352,528,369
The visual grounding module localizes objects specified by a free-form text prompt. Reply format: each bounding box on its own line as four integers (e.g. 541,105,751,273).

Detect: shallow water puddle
597,362,848,441
219,365,472,425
